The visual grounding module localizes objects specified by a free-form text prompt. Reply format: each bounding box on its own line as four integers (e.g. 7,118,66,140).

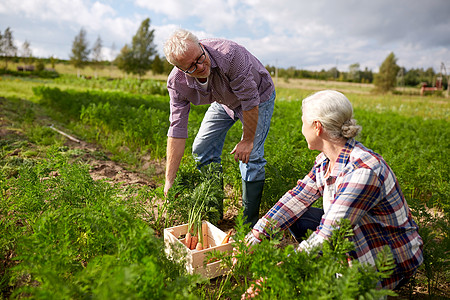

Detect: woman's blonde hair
302,90,361,140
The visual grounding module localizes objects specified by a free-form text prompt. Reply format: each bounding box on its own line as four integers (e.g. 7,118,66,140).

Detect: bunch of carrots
184,200,206,250
184,200,232,251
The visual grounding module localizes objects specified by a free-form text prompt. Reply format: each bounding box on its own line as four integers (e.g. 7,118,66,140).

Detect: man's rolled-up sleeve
227,48,260,111
167,89,191,139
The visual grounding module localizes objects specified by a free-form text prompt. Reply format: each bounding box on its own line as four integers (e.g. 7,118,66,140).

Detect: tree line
0,19,172,79
1,19,448,93
266,54,448,93
68,18,171,78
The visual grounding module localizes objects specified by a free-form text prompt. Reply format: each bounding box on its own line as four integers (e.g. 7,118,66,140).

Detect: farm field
1,71,449,299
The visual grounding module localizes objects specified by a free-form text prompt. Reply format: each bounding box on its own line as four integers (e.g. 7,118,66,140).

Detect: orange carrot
196,242,203,250
185,232,192,248
190,235,198,250
221,231,232,244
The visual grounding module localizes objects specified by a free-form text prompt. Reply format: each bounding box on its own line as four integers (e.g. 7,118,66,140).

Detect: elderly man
163,28,275,226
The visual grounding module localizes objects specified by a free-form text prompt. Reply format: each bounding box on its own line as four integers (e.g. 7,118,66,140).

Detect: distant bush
0,68,59,78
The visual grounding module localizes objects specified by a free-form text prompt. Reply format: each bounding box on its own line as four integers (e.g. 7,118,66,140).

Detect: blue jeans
288,207,324,242
192,91,275,181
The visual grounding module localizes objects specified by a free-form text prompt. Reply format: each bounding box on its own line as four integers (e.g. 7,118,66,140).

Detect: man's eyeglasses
177,43,206,74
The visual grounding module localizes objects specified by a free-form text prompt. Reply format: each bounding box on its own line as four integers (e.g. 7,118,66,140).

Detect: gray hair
302,90,361,140
163,28,199,66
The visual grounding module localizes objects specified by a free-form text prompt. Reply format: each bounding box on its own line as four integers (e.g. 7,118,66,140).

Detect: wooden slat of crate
164,221,233,278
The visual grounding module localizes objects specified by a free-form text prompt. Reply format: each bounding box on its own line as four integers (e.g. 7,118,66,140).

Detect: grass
1,70,449,298
5,61,168,81
275,83,449,121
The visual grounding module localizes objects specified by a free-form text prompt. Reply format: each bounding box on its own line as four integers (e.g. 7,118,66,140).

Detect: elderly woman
247,90,423,290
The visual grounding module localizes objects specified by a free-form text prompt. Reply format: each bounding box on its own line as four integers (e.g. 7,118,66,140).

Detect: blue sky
1,0,449,72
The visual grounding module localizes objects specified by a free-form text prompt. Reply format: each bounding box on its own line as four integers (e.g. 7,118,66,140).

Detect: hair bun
341,119,362,138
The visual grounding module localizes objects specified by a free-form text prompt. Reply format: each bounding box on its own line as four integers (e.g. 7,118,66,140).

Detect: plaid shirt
166,38,275,138
254,139,423,289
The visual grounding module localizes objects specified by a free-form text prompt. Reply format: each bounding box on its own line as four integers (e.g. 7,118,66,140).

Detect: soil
63,138,163,189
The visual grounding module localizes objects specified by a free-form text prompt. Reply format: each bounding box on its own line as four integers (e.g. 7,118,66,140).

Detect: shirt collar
334,138,356,174
318,138,356,177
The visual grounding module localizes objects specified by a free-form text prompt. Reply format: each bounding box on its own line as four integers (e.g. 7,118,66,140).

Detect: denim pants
288,207,324,242
192,91,275,182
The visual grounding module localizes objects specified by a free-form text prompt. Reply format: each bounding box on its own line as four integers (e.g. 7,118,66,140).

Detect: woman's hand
245,229,262,246
232,230,262,266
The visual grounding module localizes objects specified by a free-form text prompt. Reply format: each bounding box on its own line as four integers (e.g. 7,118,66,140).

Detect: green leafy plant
213,218,397,299
2,75,449,297
166,160,224,226
409,197,450,297
1,147,200,299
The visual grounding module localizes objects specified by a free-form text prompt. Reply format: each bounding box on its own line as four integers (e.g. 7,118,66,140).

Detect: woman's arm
253,168,321,237
299,167,381,250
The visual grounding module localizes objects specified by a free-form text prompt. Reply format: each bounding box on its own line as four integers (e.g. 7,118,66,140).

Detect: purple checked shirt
166,38,275,138
253,139,423,289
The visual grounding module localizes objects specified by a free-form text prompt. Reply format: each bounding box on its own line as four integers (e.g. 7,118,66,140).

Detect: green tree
114,44,133,76
21,40,33,68
91,35,103,78
151,54,165,75
360,67,373,83
0,27,18,69
327,67,340,80
374,52,400,93
70,28,90,76
348,63,360,82
50,55,56,70
35,59,45,72
115,18,157,79
423,67,435,85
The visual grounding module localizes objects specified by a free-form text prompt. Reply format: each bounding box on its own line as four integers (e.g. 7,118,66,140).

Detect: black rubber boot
242,179,264,227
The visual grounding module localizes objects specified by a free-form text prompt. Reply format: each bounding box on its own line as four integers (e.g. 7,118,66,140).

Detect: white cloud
0,0,143,59
1,0,449,70
134,0,191,19
134,0,241,32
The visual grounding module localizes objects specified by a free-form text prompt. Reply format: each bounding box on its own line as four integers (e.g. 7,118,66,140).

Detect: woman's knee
288,207,324,241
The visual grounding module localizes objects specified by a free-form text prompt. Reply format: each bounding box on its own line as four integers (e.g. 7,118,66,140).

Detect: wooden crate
164,221,234,278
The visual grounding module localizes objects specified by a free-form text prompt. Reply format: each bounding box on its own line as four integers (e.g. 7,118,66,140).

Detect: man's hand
164,182,173,198
231,139,253,163
232,105,258,164
164,137,186,198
